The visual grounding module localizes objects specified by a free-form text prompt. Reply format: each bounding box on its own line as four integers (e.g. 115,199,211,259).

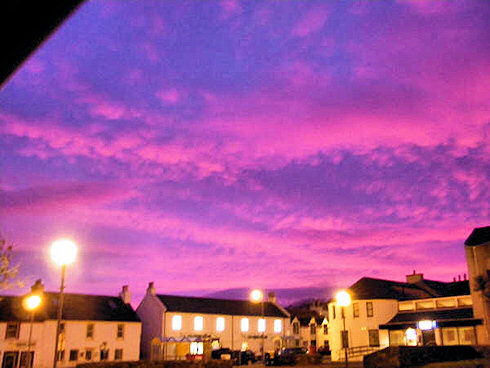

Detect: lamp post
335,290,351,368
23,293,42,368
50,239,77,368
250,289,265,362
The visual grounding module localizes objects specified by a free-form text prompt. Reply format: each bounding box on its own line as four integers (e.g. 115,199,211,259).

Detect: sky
0,0,489,304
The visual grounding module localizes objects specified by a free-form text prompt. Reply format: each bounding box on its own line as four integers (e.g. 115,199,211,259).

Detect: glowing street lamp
335,290,351,368
250,289,265,361
23,293,42,368
50,238,77,368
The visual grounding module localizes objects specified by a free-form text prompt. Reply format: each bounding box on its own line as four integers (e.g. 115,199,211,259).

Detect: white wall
0,320,141,368
327,299,398,361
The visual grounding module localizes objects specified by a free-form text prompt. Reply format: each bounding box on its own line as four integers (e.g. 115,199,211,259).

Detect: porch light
417,320,437,330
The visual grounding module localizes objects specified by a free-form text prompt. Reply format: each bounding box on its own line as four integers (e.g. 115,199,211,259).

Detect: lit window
172,315,182,331
194,316,203,331
274,319,282,333
241,318,249,332
190,342,203,355
258,318,266,332
216,317,225,331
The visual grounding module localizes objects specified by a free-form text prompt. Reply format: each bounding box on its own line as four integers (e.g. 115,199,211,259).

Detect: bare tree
0,235,23,290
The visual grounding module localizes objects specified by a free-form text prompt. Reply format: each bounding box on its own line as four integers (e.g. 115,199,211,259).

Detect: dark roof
0,293,140,322
465,226,490,246
347,277,469,301
157,294,288,318
379,308,481,329
1,1,86,87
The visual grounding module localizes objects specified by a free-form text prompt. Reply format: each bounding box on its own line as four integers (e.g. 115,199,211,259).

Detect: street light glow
23,294,42,311
336,290,352,307
250,289,263,303
50,238,78,266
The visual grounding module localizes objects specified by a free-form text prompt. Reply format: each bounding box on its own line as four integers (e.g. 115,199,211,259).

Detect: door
422,330,436,346
2,352,19,368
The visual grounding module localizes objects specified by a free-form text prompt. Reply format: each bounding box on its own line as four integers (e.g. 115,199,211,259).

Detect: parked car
265,347,307,365
232,350,256,365
212,348,233,360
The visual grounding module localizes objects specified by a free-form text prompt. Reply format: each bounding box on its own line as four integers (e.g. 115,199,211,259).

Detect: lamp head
250,289,264,303
23,294,42,311
335,290,351,307
50,238,77,266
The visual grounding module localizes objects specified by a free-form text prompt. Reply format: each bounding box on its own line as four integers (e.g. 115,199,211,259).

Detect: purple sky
1,0,489,304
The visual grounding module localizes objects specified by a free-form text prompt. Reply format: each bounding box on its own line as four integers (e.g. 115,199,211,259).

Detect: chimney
268,292,277,304
453,277,457,282
120,285,131,304
464,273,467,281
147,282,156,296
458,274,461,281
31,279,44,294
406,271,424,284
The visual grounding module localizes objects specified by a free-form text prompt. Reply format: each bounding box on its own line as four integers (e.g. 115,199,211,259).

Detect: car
231,350,256,365
212,348,233,360
265,347,307,365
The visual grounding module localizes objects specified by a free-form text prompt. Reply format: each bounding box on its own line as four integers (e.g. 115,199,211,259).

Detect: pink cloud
156,88,182,104
291,6,329,37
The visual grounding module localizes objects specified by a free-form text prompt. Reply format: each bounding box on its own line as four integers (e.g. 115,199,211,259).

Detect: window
389,330,405,346
172,315,182,331
310,324,316,335
341,331,349,348
85,349,93,361
353,303,359,318
258,318,266,332
293,322,299,334
241,318,249,332
366,302,374,317
194,316,203,331
5,322,20,338
216,317,225,331
114,349,123,361
100,349,109,361
323,324,328,335
368,330,380,347
332,305,336,319
56,350,65,361
86,323,94,339
19,352,34,368
190,342,203,355
69,350,78,361
274,319,282,333
117,324,124,339
60,323,66,333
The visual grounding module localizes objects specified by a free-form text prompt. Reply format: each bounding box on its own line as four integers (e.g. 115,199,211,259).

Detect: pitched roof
347,277,469,301
0,293,140,322
465,226,490,246
156,294,289,318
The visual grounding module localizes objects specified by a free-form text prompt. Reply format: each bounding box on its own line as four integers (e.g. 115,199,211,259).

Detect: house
0,281,141,368
327,273,479,362
464,226,490,345
288,314,328,353
136,282,290,360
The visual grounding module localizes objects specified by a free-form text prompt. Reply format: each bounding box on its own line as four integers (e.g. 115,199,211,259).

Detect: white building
327,273,479,362
136,282,290,360
464,226,490,346
0,281,141,368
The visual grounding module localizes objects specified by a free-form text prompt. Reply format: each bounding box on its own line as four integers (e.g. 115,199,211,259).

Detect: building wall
327,299,398,361
0,320,141,368
162,311,288,356
136,293,164,359
465,242,490,345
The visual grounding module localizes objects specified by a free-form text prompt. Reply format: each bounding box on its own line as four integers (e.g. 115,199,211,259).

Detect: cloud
291,6,329,37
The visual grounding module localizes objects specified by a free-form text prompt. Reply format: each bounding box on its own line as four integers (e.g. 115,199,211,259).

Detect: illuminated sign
417,320,437,330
